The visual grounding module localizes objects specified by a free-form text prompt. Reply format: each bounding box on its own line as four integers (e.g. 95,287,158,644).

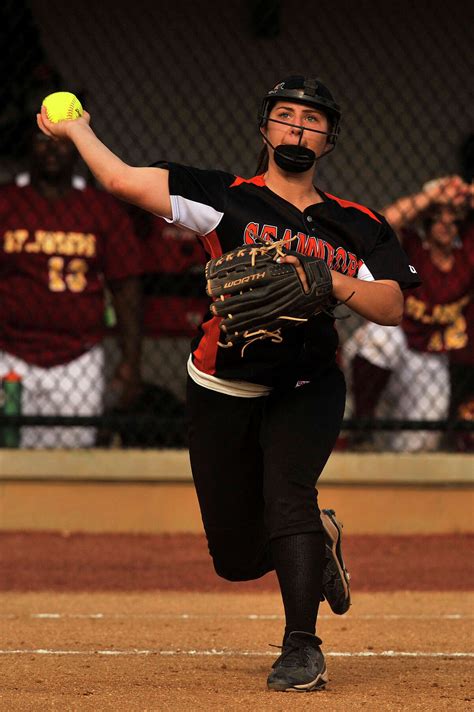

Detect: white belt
187,355,272,398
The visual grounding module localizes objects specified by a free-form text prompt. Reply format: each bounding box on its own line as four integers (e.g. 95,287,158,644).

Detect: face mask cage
262,112,340,144
258,78,342,146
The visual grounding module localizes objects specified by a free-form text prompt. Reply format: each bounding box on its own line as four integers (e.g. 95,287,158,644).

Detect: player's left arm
331,272,403,325
279,254,404,326
108,276,143,408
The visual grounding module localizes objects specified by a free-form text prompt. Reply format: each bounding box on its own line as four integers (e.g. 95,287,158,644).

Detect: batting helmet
259,75,341,145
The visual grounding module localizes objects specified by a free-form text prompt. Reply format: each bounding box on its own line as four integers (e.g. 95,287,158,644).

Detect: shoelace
269,641,311,668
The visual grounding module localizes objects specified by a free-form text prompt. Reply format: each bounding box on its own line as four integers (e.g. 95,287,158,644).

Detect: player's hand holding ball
37,91,90,140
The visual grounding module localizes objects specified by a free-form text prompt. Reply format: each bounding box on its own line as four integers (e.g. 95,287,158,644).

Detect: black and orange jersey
155,162,421,386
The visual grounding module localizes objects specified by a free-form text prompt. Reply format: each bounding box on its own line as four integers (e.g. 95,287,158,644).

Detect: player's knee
206,526,272,581
264,486,320,537
212,558,250,582
210,548,263,581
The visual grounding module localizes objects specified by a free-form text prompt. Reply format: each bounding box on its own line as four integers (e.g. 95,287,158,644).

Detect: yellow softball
42,91,83,123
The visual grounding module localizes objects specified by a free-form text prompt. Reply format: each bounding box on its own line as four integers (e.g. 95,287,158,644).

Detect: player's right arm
37,106,172,219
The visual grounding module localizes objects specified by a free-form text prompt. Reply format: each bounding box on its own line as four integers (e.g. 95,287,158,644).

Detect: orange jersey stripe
324,192,381,223
230,174,266,188
193,229,223,375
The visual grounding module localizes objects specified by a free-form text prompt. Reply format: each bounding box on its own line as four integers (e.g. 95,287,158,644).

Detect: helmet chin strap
260,122,335,173
260,129,314,173
274,144,316,173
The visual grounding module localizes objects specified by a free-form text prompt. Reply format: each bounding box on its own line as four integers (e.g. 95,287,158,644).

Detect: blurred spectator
98,381,187,449
446,215,474,451
343,177,473,451
0,3,55,160
383,175,471,231
138,214,209,338
96,212,209,449
0,130,143,448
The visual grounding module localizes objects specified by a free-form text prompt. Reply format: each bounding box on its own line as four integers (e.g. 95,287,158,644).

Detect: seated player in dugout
38,75,420,692
0,127,143,448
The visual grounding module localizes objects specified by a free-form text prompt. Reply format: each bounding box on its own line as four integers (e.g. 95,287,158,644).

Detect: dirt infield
0,533,473,711
1,532,473,591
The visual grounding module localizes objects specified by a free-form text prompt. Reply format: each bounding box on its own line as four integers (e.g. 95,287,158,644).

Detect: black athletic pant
186,366,346,582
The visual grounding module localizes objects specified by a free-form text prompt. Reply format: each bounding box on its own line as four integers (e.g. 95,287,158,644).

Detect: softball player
38,74,420,692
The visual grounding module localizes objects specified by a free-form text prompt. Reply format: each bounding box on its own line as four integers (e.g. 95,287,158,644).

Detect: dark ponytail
254,145,269,175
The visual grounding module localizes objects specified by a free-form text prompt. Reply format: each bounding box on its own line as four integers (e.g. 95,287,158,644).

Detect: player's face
265,101,330,155
427,206,461,248
30,133,78,178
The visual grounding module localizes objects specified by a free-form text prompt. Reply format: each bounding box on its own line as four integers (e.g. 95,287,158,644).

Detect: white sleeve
357,261,375,281
161,194,224,235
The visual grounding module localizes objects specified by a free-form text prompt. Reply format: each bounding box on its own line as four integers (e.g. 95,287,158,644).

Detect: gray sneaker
267,631,328,692
320,508,351,615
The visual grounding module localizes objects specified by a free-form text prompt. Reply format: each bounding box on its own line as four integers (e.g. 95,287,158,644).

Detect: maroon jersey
402,229,474,357
140,218,209,337
0,182,142,367
448,219,474,366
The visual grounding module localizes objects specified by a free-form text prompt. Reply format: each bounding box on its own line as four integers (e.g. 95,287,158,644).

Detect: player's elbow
370,294,404,326
372,312,402,327
378,285,404,326
378,300,404,326
385,309,403,326
106,176,129,201
106,167,137,202
391,294,404,325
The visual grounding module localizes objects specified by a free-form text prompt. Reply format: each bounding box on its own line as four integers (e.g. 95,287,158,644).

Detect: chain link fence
1,0,472,450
